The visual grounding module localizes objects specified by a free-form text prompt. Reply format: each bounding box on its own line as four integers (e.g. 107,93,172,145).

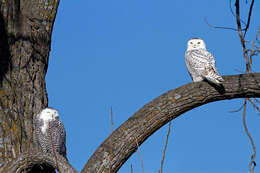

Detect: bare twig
110,107,114,134
228,104,244,113
134,136,145,173
204,17,239,31
242,99,256,173
229,0,247,26
160,121,172,173
248,98,260,113
109,107,114,173
234,1,257,172
131,164,133,173
243,0,255,37
245,27,260,72
235,0,251,72
229,0,236,20
228,0,255,37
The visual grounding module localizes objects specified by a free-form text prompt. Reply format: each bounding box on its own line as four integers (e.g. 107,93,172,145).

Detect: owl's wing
186,49,224,84
49,120,67,159
190,49,220,74
203,50,219,73
58,121,67,159
197,49,224,84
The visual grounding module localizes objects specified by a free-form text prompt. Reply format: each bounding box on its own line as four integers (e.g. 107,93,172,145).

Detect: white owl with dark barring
185,38,224,85
33,107,67,159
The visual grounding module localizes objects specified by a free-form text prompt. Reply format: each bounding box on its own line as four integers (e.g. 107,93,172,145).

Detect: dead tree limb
82,73,260,173
0,150,77,173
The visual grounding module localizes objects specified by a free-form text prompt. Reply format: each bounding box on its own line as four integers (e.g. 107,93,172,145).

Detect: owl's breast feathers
185,49,224,84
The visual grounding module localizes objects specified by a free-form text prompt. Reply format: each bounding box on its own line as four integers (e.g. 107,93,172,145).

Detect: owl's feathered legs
192,76,204,82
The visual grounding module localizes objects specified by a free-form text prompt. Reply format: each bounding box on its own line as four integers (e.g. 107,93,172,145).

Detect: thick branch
82,73,260,173
0,150,77,173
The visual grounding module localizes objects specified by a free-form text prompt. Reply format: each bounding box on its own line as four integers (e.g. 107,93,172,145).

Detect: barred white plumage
185,38,224,85
33,107,67,159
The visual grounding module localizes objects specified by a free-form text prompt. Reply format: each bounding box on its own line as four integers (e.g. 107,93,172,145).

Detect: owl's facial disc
187,38,206,50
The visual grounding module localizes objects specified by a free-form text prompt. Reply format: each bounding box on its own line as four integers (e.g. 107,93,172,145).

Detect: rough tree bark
0,1,259,173
0,149,77,173
82,73,260,173
0,0,59,169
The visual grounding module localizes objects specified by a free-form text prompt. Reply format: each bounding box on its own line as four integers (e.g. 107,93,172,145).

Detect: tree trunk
82,73,260,173
0,0,59,167
1,2,260,173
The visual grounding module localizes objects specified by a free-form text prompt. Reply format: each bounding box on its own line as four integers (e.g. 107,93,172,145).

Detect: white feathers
185,38,224,85
38,108,58,133
186,38,207,51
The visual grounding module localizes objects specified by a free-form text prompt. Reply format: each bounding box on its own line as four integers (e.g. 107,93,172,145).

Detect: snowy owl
33,107,67,159
185,38,224,85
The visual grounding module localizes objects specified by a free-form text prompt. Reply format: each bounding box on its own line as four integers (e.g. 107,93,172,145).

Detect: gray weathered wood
82,73,260,173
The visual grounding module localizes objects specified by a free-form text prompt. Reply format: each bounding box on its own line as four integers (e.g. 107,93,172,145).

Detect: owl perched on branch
185,38,224,85
33,107,67,159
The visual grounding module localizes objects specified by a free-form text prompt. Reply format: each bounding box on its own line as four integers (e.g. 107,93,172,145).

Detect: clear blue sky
46,0,260,172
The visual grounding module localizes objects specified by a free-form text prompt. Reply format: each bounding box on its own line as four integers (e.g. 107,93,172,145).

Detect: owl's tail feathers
205,75,224,85
216,75,224,82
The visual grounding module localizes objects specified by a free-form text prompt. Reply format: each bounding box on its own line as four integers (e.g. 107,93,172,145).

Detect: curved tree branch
82,73,260,173
0,150,77,173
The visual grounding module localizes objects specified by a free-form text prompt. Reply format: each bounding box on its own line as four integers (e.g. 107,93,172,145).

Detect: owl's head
38,107,60,133
39,107,59,121
186,38,206,51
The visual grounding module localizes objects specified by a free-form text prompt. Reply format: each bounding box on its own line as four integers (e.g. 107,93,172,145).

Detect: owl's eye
190,42,193,44
197,42,201,44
